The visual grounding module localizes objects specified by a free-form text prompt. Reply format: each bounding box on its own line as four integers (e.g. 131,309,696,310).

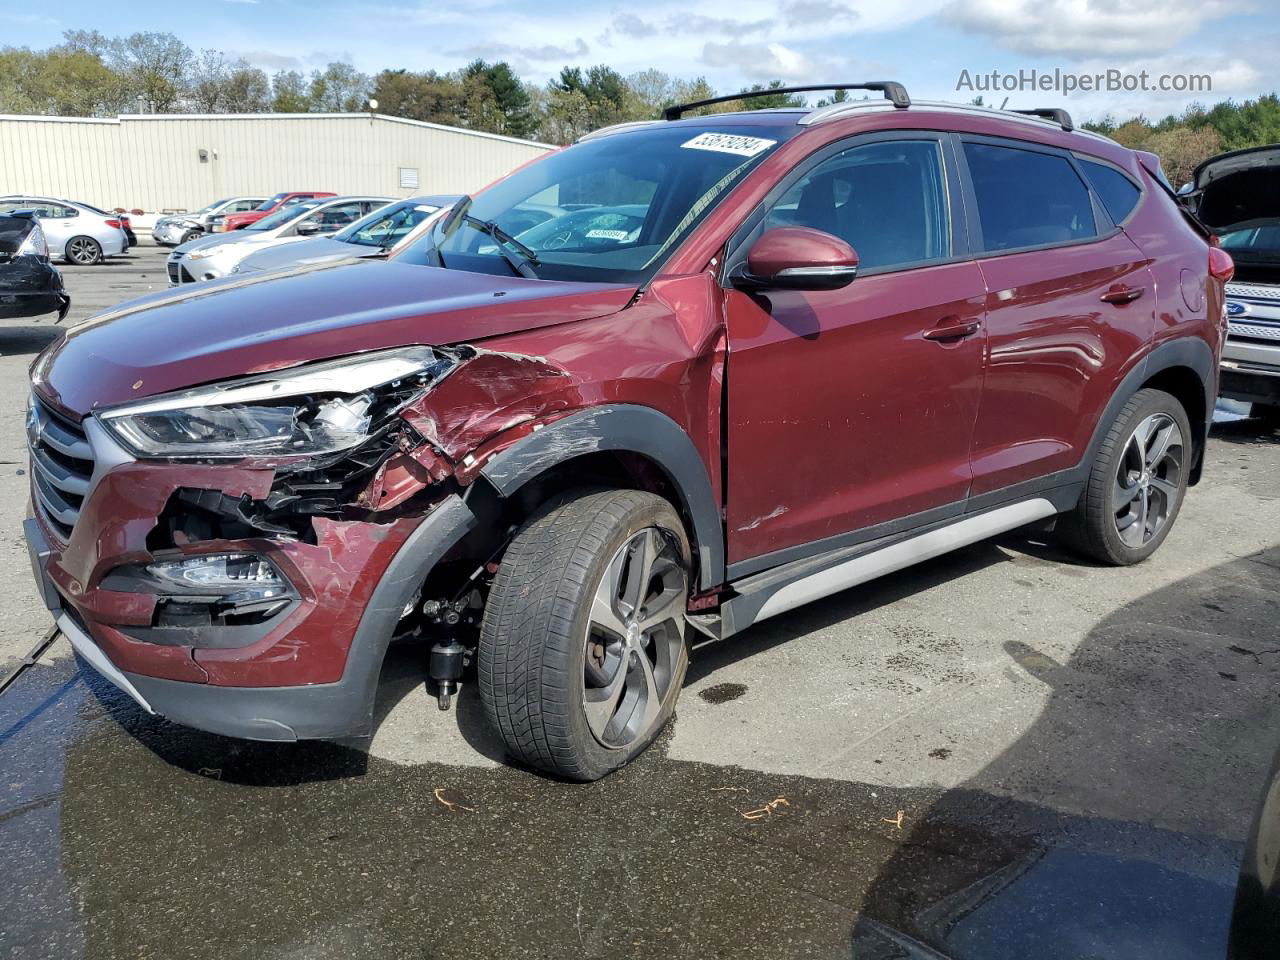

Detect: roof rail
1010,108,1074,132
661,82,910,121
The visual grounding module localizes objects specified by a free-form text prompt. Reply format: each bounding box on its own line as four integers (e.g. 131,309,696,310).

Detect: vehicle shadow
0,324,61,355
846,544,1280,959
1210,416,1280,447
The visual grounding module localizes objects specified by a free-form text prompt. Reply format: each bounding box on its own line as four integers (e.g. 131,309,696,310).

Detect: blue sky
3,0,1276,122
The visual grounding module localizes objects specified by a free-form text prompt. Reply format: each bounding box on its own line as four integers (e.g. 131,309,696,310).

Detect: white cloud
944,0,1248,58
700,39,839,81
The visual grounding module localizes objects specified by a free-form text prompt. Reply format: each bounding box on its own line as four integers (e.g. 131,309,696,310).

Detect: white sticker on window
681,132,776,157
585,229,628,240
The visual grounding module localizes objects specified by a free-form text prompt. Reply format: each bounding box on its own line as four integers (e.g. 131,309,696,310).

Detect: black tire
64,236,102,265
1059,388,1192,565
180,228,202,244
478,489,691,781
1252,403,1280,426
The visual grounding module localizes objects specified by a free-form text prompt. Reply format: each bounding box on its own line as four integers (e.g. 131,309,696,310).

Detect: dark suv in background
25,82,1228,780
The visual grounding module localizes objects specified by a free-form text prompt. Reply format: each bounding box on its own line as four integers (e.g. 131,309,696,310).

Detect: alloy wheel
582,527,688,749
67,237,100,264
1114,413,1184,548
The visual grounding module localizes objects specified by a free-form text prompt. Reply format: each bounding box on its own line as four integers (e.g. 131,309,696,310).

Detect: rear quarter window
1079,158,1142,224
963,141,1096,252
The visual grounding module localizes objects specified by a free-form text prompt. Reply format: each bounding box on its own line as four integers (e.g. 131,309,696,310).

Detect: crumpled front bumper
22,409,479,741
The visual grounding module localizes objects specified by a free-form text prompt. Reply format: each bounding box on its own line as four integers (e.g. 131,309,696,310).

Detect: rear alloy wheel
478,489,690,781
65,236,102,265
1059,388,1192,565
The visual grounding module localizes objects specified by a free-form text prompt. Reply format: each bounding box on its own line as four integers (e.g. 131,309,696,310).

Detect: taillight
1209,246,1235,283
105,218,122,228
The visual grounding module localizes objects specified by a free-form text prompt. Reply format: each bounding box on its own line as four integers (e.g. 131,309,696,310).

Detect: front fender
478,404,725,590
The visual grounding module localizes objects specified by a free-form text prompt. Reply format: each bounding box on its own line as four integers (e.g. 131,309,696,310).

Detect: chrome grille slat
29,443,90,496
1229,322,1280,342
33,406,93,459
32,470,81,526
28,394,94,540
1226,282,1280,302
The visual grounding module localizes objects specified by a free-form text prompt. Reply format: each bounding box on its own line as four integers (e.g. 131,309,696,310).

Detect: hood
1187,144,1280,233
236,236,371,273
34,258,635,416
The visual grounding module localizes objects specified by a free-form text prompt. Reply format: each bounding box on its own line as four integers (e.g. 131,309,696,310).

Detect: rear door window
1079,159,1142,224
963,142,1096,252
765,139,951,271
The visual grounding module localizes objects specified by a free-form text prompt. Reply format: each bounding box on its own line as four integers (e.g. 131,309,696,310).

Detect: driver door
724,135,988,573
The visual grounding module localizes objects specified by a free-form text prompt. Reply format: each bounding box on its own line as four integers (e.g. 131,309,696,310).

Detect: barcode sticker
681,132,777,157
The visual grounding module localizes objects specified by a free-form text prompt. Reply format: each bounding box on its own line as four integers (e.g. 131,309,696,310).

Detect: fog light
146,553,283,594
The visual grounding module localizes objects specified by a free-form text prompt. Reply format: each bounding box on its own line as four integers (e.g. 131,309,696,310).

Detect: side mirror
296,220,322,236
733,226,859,291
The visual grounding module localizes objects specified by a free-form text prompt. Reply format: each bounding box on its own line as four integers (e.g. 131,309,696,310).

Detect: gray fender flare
479,404,725,590
1083,337,1215,476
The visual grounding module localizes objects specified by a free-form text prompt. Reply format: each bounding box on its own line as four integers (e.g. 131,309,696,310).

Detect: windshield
200,198,234,214
247,201,319,232
336,201,441,248
255,192,291,212
397,124,789,283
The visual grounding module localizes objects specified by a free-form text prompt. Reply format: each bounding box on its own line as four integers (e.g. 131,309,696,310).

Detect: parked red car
26,83,1229,780
213,191,335,232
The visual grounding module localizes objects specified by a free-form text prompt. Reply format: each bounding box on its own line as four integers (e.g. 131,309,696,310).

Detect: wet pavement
1,248,1278,959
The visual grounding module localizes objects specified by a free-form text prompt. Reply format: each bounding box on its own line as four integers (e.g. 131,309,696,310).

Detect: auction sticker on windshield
681,133,777,157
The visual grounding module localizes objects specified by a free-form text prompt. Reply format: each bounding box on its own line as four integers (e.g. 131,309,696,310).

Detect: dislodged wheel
479,489,691,781
65,236,102,265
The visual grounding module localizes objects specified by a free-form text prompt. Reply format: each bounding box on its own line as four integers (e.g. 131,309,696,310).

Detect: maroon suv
25,83,1231,780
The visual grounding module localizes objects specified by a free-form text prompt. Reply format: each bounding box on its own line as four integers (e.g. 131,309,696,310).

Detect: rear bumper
0,289,69,320
1221,335,1280,405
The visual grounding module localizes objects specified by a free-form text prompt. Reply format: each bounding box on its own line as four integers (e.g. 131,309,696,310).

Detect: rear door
957,138,1157,499
723,133,988,574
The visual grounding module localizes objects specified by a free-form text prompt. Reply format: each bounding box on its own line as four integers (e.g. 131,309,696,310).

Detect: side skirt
702,496,1059,641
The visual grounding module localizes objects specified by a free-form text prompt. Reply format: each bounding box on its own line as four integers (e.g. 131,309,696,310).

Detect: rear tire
478,489,690,781
1058,388,1192,565
64,236,102,265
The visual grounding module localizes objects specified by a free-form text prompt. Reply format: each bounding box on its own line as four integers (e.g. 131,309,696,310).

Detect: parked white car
166,196,392,284
0,196,129,265
152,197,267,246
233,195,459,275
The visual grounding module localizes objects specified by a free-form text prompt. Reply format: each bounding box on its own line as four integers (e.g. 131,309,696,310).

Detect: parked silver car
167,196,392,284
152,196,267,246
233,195,459,275
0,196,128,265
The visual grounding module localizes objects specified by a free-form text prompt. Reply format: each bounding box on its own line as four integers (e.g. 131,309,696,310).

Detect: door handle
923,317,981,341
1100,285,1145,304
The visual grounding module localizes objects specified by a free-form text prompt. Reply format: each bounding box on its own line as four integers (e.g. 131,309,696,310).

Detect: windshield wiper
425,196,539,278
460,214,541,279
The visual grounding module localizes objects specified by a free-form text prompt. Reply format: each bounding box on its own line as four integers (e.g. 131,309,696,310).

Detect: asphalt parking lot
1,244,1278,959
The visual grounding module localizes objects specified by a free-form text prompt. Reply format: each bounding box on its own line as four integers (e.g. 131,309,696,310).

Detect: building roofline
0,111,555,149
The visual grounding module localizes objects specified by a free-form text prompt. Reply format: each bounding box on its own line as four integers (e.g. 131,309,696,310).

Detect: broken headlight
99,346,460,459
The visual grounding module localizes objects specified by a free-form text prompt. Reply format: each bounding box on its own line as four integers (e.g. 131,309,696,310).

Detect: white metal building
0,112,553,213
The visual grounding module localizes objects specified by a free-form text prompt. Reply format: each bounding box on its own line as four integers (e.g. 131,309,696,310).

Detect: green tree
307,61,372,112
271,70,310,112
